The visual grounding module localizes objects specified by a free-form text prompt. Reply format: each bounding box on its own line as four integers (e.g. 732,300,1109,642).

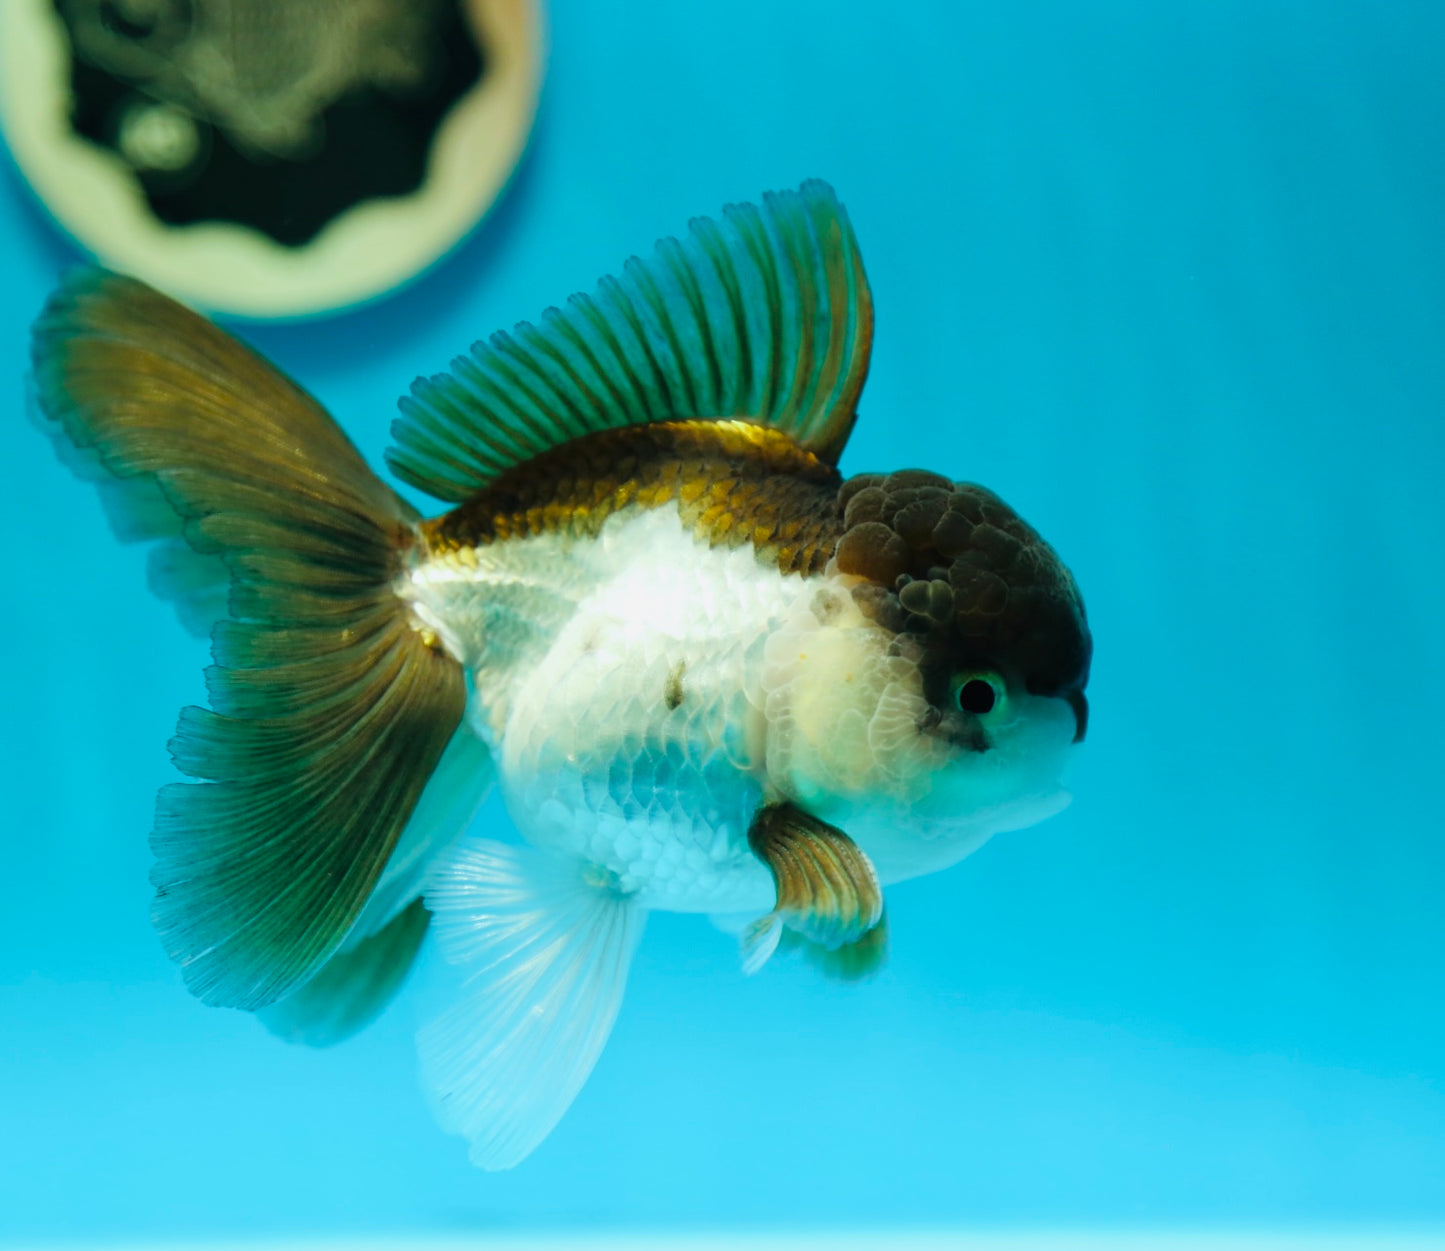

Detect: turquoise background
2,0,1443,1240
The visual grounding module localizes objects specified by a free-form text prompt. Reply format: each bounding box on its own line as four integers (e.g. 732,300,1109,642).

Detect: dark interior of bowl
59,0,486,247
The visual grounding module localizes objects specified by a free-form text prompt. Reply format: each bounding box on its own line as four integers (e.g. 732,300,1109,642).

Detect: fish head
763,471,1091,883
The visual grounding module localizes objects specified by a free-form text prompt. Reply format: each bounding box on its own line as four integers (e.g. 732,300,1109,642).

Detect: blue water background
1,0,1443,1240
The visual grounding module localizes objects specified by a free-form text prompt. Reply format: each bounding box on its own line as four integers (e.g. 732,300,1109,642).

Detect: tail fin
258,898,433,1047
31,269,467,1011
259,723,496,1046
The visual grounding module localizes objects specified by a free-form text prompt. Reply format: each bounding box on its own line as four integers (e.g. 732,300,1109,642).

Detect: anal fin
418,839,645,1170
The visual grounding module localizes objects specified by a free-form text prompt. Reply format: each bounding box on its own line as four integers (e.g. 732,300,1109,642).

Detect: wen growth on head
30,181,1091,1168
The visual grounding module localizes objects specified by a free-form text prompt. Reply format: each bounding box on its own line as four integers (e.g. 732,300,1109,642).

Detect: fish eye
955,672,1003,716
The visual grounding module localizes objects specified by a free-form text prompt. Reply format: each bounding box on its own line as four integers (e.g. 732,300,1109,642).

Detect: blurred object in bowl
60,0,462,163
0,0,543,317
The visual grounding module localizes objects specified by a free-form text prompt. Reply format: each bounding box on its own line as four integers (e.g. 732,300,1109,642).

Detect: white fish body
405,502,1077,916
408,504,788,915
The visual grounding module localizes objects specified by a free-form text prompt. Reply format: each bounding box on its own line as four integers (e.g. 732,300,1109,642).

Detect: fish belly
406,506,816,915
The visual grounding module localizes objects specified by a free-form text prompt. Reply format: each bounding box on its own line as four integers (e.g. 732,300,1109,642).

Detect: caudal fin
31,269,468,1011
258,898,433,1047
257,723,497,1047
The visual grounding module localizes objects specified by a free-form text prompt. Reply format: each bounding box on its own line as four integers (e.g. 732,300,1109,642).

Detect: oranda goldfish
30,181,1091,1168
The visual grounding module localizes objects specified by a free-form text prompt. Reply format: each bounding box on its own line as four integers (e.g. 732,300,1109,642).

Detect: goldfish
29,180,1090,1169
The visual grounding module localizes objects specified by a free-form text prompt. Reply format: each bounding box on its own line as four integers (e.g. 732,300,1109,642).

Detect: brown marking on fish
664,661,686,711
833,471,1092,710
424,420,846,576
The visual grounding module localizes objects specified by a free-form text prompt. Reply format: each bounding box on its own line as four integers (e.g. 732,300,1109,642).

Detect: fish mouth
1066,689,1089,743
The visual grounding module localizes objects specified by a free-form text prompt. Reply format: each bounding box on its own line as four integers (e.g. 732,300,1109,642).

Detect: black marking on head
1067,688,1089,743
664,660,687,711
833,470,1091,712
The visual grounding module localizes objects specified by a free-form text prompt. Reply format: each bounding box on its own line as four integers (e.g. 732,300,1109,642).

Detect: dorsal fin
386,179,873,503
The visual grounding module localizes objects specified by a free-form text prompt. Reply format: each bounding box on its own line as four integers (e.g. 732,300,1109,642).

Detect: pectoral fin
742,803,883,973
779,911,889,982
